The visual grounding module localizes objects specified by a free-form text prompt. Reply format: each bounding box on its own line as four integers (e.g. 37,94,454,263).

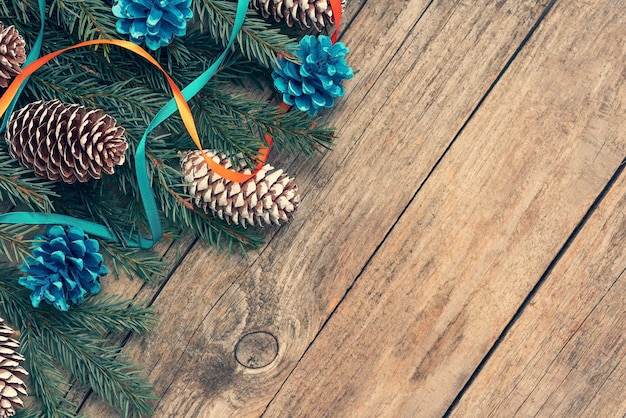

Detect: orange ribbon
329,0,343,43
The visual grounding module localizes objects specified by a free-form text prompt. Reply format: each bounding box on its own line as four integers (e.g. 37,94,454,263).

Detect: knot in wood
234,331,279,369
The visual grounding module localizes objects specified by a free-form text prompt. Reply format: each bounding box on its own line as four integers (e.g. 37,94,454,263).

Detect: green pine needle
100,241,166,284
0,223,42,264
192,0,297,67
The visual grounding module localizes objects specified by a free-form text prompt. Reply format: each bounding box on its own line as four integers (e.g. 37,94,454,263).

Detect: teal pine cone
19,225,107,311
112,0,193,50
272,35,354,116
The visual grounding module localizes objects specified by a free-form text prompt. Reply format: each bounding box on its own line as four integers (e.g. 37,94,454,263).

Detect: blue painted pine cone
112,0,193,50
272,35,353,116
19,225,108,311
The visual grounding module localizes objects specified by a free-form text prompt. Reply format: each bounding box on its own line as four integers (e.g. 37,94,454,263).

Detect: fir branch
0,266,156,417
0,152,58,212
0,223,42,264
100,241,166,283
57,295,156,335
14,407,46,418
2,0,32,24
20,327,78,418
49,0,119,42
193,0,296,67
52,181,141,244
189,96,266,164
200,85,335,155
39,327,156,418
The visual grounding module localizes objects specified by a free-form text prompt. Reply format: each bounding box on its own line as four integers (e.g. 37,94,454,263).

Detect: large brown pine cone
5,100,128,183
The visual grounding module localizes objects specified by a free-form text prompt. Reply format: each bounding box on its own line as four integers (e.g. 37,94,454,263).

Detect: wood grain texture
79,0,555,416
262,0,626,416
450,170,626,416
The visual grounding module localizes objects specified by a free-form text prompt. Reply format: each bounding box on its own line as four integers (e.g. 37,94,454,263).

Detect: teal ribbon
0,0,250,249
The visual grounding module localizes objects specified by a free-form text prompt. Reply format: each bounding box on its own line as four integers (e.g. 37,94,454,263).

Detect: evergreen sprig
41,327,156,418
0,152,58,213
100,241,166,283
0,223,42,263
0,265,156,417
49,0,119,42
192,0,296,67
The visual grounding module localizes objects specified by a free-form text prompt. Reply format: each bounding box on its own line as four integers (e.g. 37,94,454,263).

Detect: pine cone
0,22,26,89
181,150,300,227
0,319,27,418
112,0,193,50
5,100,128,184
251,0,346,32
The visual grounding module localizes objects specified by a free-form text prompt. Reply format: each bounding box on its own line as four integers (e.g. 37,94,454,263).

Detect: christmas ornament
251,0,346,32
5,99,128,184
0,318,27,418
181,150,300,227
272,34,353,116
112,0,193,50
0,22,26,89
19,225,107,311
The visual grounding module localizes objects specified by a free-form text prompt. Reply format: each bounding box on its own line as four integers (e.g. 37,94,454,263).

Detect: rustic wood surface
78,0,626,416
449,159,626,416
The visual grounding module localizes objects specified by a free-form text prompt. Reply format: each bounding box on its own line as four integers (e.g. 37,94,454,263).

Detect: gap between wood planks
443,156,626,417
261,0,559,414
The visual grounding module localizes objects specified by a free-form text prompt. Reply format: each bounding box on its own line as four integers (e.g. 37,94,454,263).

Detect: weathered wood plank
450,171,626,416
79,0,555,415
262,0,626,416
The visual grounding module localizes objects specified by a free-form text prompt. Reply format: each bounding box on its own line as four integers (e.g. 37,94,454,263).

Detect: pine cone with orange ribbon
181,150,300,227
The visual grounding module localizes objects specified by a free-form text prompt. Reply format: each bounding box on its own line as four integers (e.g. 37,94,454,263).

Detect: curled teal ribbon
0,0,250,249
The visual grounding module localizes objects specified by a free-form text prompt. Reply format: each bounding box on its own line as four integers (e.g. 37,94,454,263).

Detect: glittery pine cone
181,150,300,227
272,35,353,116
0,319,27,418
0,22,26,89
112,0,193,50
251,0,346,32
19,225,108,311
5,100,128,184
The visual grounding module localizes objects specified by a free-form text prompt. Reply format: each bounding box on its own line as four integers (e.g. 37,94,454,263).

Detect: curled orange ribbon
0,39,271,183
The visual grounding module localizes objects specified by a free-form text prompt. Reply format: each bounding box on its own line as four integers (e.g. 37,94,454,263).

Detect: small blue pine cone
112,0,193,50
19,225,108,311
272,35,354,116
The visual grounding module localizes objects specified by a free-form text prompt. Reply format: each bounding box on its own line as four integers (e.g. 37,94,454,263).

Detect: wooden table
76,0,626,416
